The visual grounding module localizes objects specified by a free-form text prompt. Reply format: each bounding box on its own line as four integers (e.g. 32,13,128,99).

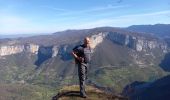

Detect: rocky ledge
52,85,128,100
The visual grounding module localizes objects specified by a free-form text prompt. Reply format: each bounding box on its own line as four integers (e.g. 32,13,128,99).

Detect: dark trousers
78,63,88,95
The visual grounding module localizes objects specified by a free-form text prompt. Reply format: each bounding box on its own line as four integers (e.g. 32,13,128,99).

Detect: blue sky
0,0,170,34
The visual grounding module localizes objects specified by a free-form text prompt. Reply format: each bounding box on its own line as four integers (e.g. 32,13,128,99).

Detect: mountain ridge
0,25,170,99
126,24,170,38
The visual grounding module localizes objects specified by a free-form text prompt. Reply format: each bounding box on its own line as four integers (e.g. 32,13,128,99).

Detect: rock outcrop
90,32,107,48
52,85,128,100
106,32,167,52
0,43,39,56
52,46,59,57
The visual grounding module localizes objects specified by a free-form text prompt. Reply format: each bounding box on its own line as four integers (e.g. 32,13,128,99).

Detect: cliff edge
52,85,128,100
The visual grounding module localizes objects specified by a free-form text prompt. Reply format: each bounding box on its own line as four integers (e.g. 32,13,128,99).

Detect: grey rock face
0,43,39,56
0,32,168,58
106,32,167,52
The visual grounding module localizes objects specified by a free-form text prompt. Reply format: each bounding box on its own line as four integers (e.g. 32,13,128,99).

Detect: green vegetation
0,83,57,100
89,65,168,92
0,52,168,100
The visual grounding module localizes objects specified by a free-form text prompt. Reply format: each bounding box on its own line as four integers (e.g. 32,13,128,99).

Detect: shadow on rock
122,75,170,100
159,52,170,72
52,85,128,100
52,91,81,100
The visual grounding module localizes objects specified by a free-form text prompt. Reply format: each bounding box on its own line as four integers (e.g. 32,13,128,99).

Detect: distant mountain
0,34,49,39
126,24,170,38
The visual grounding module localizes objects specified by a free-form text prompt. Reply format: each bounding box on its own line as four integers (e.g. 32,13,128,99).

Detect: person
72,37,93,98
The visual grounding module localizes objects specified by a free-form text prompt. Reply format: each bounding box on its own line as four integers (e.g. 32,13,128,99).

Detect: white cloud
0,16,27,26
69,10,170,29
120,10,170,18
84,4,129,12
1,9,170,34
56,5,129,16
40,5,69,12
0,15,63,34
0,15,30,34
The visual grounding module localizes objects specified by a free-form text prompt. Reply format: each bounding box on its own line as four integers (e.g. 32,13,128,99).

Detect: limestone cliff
0,32,168,58
106,32,167,52
90,32,107,49
0,43,39,56
52,46,59,57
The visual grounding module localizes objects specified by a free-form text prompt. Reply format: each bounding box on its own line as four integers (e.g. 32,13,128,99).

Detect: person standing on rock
72,37,93,98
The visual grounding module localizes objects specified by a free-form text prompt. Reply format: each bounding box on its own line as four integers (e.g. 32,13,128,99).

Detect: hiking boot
80,92,87,98
80,94,87,98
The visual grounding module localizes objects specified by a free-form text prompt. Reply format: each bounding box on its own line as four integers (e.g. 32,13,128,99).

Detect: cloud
43,4,129,23
84,4,129,12
55,4,129,16
40,5,69,12
1,8,169,34
0,14,63,34
0,14,34,34
69,10,170,29
0,16,28,26
121,10,170,18
70,18,133,29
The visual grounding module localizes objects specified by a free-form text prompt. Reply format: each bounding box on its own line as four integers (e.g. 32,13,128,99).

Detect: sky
0,0,170,35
